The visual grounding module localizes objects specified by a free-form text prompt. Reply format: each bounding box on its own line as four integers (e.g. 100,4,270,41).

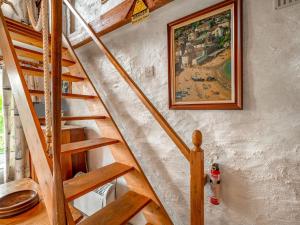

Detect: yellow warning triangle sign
132,0,149,24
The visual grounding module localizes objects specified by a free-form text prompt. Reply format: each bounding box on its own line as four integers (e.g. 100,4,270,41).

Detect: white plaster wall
73,0,124,30
1,0,28,22
73,0,300,225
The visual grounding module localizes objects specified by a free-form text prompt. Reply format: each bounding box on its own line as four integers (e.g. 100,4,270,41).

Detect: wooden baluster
190,130,204,225
51,0,67,224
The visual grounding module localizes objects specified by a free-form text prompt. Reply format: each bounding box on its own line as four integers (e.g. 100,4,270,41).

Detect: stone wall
1,0,29,22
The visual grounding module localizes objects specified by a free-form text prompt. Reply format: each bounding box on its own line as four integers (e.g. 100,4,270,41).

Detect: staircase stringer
63,35,174,225
0,10,54,222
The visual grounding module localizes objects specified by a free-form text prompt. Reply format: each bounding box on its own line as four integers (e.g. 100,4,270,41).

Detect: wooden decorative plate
0,190,39,218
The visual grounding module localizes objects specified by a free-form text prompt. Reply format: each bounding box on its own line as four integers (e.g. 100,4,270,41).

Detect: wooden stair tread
79,191,151,225
29,90,97,99
64,162,133,201
21,65,84,82
5,17,68,51
62,138,119,154
14,45,75,67
39,115,107,123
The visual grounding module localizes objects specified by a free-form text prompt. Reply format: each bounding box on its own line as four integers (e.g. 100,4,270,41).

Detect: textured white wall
73,0,124,30
1,0,28,22
73,0,299,225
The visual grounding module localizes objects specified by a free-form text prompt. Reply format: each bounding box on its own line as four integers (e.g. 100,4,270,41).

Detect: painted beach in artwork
174,9,233,103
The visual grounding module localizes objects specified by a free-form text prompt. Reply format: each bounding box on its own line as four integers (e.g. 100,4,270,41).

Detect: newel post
51,0,67,224
190,130,204,225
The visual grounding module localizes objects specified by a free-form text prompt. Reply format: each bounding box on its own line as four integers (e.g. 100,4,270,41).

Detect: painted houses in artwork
174,11,232,74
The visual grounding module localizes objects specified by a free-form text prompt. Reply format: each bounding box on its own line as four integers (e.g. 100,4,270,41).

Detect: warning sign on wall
131,0,149,24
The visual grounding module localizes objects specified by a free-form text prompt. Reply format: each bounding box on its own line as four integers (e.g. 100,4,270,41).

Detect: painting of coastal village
171,8,234,105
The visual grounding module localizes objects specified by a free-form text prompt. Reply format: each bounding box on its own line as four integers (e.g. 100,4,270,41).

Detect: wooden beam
51,0,67,224
68,0,173,48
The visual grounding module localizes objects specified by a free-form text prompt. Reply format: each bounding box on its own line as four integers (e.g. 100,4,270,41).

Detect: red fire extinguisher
209,163,221,205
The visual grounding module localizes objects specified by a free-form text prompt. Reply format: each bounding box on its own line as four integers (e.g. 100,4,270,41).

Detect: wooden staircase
0,1,206,224
0,12,174,225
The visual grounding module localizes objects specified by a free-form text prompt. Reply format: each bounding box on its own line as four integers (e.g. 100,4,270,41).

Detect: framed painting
168,0,243,110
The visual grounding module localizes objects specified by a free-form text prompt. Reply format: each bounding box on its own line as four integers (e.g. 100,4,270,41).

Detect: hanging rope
25,0,52,157
26,0,42,31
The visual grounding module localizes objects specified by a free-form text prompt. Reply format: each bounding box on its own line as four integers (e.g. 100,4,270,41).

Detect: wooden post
51,0,67,224
190,130,204,225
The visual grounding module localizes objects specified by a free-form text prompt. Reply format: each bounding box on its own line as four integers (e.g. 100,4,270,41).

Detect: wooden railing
63,1,205,224
50,0,68,224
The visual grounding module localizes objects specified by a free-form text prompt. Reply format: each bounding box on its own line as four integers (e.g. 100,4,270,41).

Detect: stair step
64,162,133,201
79,191,151,225
39,115,107,124
22,65,84,82
62,138,120,154
29,90,97,99
14,45,75,67
5,17,68,51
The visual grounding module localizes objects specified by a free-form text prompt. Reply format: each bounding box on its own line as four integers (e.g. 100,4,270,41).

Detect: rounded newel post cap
192,130,202,149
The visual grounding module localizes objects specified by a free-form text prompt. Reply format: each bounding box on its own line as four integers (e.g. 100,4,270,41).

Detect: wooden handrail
63,0,191,161
0,8,54,223
51,0,67,224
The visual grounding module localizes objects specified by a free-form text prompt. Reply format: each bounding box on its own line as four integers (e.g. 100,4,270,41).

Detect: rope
25,0,52,157
26,0,42,31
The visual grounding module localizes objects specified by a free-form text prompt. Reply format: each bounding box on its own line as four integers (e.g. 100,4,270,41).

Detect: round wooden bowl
0,190,39,218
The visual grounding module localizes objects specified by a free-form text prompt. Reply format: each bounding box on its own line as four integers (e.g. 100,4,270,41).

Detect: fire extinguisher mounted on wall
209,163,221,205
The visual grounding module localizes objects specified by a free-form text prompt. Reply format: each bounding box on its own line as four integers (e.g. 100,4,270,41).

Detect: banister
63,0,191,161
